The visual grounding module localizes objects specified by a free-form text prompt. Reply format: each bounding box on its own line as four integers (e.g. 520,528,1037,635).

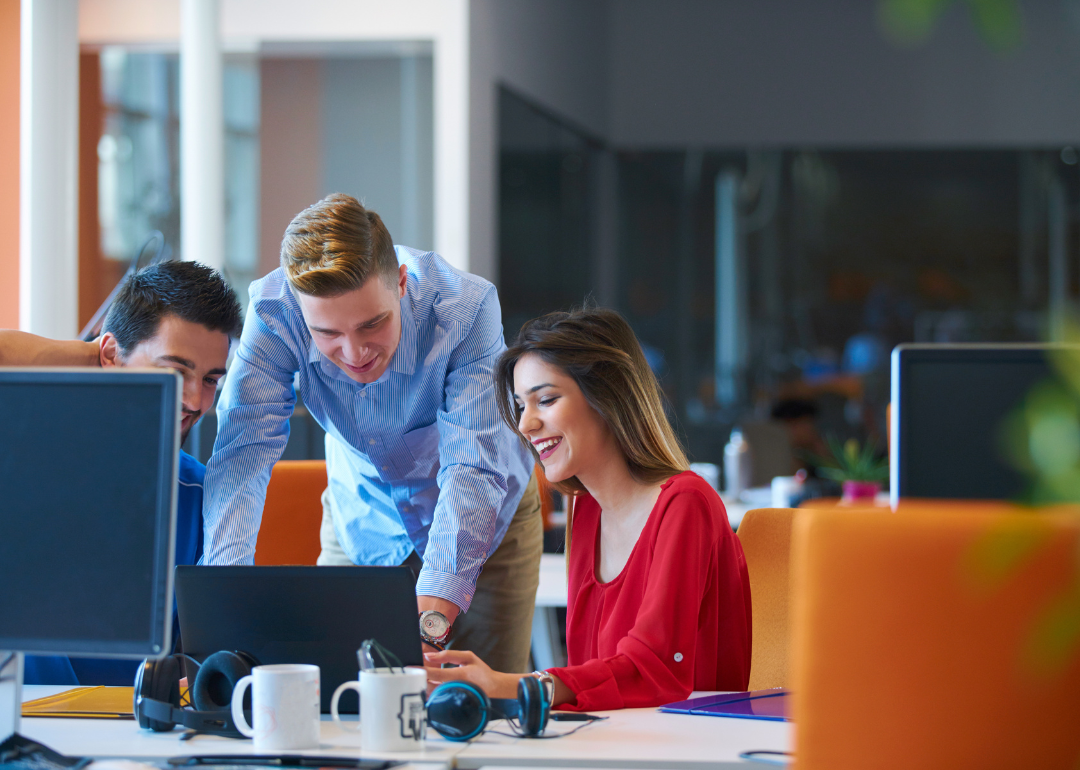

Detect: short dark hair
102,261,243,355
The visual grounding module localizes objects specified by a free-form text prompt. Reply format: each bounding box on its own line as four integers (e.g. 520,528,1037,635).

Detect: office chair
790,505,1080,769
253,460,327,566
737,507,797,689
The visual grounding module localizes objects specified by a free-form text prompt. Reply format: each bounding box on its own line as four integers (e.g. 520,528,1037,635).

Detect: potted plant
814,437,888,503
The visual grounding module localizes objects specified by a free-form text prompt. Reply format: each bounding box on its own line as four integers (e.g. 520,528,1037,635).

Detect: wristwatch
532,670,555,704
419,610,453,650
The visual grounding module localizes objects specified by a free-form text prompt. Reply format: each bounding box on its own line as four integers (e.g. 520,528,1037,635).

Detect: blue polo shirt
23,451,205,686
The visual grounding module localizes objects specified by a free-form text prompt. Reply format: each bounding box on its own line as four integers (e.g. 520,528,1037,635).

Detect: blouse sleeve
547,488,727,711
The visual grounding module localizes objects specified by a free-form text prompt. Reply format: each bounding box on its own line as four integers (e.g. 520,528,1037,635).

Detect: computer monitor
0,368,181,739
890,344,1077,506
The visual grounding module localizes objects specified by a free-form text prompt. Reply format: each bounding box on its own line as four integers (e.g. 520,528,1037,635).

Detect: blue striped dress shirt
202,247,534,612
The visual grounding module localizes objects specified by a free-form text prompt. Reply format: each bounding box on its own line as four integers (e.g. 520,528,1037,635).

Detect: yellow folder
22,686,135,719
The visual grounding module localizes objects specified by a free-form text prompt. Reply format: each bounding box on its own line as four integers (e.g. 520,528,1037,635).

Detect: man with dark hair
0,260,243,685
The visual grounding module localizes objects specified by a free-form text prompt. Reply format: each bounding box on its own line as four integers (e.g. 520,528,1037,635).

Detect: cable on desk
489,715,609,740
738,749,791,766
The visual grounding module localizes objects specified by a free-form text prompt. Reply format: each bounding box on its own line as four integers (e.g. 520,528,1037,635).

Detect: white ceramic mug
231,664,321,751
331,667,427,752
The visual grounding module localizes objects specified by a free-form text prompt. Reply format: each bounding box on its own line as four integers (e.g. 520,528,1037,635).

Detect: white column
19,0,79,336
181,0,224,270
433,0,469,271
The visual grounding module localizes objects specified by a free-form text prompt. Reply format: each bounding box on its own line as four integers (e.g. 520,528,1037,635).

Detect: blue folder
659,688,790,722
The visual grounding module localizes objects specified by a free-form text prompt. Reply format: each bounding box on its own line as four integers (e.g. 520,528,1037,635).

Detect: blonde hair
495,307,689,498
280,193,398,297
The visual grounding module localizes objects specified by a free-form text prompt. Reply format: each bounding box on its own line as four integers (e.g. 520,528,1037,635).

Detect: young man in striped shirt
202,194,541,673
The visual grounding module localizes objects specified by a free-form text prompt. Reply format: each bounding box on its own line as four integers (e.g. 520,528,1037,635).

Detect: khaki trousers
316,472,543,674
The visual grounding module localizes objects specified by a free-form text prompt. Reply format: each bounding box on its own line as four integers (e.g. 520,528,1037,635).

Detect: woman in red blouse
425,308,751,711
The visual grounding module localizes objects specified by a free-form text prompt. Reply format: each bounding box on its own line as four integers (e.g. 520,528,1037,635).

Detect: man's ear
99,333,122,368
397,263,408,299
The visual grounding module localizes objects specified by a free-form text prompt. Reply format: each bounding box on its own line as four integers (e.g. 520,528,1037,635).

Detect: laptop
175,566,423,713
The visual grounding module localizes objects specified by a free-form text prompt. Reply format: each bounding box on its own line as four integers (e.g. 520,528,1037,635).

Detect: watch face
421,612,451,639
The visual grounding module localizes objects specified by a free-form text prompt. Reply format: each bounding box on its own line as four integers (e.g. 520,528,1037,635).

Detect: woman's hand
423,649,523,700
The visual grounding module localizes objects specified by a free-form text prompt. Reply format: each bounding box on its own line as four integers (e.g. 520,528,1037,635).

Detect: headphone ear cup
192,651,256,712
425,682,490,741
135,655,181,732
517,675,548,737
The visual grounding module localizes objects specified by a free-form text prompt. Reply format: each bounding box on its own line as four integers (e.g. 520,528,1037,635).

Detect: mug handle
331,681,362,733
231,675,255,738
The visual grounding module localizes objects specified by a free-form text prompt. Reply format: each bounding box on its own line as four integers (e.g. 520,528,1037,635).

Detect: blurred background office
5,0,1080,487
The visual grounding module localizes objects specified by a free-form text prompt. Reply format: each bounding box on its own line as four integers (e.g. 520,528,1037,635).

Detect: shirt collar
388,285,418,376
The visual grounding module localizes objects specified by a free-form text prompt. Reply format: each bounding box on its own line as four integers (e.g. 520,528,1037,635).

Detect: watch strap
532,670,555,705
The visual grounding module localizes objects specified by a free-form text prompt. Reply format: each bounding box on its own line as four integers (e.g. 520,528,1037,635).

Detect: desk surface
536,554,568,607
20,687,790,769
454,703,789,769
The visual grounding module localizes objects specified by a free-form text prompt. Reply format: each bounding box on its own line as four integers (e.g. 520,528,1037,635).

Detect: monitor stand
0,651,22,741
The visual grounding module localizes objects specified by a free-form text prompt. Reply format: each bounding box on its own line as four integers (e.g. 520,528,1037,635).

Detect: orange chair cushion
791,507,1080,770
738,508,797,689
253,460,327,566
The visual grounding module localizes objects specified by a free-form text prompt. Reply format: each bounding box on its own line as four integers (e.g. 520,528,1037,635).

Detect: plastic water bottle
723,428,752,499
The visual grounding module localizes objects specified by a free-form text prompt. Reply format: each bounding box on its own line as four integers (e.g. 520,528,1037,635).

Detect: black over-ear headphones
134,650,260,737
426,675,549,741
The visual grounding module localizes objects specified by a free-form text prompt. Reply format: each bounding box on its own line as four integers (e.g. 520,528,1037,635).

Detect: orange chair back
253,460,327,566
737,507,797,689
790,506,1080,770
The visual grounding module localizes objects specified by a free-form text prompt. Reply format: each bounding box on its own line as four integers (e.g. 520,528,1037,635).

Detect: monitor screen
891,345,1069,503
0,369,180,657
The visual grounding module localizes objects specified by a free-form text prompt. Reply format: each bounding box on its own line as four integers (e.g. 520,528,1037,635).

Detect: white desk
19,686,456,769
532,554,568,670
454,703,789,769
18,687,790,769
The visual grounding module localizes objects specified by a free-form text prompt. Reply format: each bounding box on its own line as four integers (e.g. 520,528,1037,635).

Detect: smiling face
100,314,231,443
512,353,619,485
295,265,408,385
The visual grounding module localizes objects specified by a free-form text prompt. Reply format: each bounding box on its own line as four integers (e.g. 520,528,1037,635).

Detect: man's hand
418,595,460,654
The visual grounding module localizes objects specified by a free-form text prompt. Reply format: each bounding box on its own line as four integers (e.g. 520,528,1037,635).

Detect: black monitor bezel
0,368,180,658
889,343,1080,506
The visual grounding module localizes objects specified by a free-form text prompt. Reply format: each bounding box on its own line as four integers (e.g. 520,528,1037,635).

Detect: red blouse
548,471,752,711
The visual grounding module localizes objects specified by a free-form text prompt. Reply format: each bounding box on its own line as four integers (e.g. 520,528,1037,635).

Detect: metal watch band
532,670,555,704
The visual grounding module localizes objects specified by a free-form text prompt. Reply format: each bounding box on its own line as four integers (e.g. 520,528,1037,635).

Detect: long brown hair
495,307,689,499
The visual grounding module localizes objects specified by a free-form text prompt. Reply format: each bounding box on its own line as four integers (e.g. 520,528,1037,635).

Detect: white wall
607,0,1080,147
468,0,608,283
